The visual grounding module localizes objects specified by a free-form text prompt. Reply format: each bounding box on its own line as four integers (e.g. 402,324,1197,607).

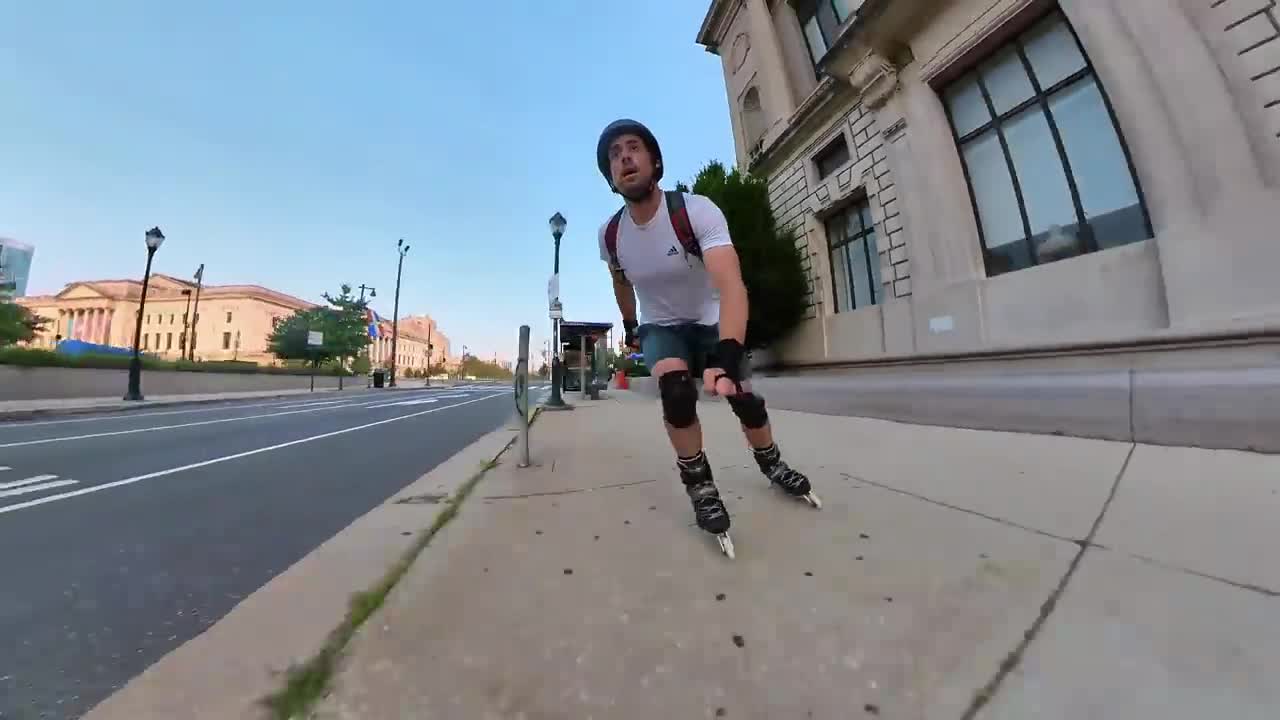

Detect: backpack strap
604,206,626,280
665,191,702,262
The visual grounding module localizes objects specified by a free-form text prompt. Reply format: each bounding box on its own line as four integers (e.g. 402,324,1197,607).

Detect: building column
746,0,798,127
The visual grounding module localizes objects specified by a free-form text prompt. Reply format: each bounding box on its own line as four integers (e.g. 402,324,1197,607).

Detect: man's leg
720,371,815,501
641,325,730,534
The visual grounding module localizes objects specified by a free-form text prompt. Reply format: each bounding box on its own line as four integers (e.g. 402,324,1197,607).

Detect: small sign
307,331,324,346
549,308,562,320
547,274,560,308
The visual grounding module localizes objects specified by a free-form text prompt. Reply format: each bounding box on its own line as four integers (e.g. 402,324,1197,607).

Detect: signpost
514,325,531,468
307,331,323,392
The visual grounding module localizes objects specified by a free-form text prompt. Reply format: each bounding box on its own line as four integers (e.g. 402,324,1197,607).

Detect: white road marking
0,479,78,498
272,399,348,409
0,391,445,449
0,392,507,515
0,474,59,490
0,466,9,472
365,398,440,408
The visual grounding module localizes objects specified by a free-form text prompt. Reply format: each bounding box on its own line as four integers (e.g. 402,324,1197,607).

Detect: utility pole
188,264,204,362
180,288,193,356
425,324,432,387
389,239,409,387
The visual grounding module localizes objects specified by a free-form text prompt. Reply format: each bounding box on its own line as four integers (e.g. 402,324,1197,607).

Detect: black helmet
596,119,663,189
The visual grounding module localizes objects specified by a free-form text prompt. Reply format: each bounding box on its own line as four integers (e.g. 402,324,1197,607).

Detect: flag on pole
366,308,383,338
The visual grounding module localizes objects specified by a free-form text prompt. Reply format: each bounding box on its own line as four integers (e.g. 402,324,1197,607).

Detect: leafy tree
686,161,809,350
267,308,333,367
319,284,373,361
0,301,48,346
267,284,371,369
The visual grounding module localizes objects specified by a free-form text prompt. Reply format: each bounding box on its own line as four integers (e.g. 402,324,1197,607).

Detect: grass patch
259,428,532,719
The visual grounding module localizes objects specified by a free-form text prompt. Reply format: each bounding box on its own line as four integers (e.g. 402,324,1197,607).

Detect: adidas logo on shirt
666,245,680,256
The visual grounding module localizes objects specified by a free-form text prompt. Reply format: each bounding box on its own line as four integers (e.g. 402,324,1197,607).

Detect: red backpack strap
604,207,626,278
665,190,701,261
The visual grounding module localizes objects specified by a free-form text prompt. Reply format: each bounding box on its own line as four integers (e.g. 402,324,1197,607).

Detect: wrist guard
711,339,746,384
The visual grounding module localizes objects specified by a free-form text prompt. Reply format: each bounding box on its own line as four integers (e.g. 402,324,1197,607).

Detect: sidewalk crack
483,478,658,500
841,474,1074,545
960,442,1136,720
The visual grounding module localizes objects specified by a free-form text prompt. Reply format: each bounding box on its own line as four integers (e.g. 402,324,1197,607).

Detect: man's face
608,133,656,198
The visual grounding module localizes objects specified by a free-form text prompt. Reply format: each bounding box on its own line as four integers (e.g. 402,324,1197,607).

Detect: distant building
0,238,35,298
367,314,451,374
18,274,313,364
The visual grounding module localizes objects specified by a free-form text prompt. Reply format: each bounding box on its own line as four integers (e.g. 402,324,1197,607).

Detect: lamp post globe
124,227,166,401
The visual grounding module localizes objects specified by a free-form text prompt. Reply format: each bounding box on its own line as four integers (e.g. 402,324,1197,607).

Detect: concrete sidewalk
312,391,1279,719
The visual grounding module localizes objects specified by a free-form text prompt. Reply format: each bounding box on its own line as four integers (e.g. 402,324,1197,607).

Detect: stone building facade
19,276,455,371
697,0,1280,365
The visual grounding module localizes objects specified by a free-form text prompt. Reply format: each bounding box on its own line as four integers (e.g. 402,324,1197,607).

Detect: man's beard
619,178,656,202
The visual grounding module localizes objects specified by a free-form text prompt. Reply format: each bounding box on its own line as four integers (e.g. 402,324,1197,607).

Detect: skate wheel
805,492,823,509
717,533,736,559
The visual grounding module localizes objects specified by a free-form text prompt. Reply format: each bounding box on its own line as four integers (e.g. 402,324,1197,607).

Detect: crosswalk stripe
0,474,58,490
0,479,78,498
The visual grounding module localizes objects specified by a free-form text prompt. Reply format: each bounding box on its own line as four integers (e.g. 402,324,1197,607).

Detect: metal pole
390,247,404,387
580,335,588,401
188,264,204,362
180,289,192,358
515,325,531,468
425,324,432,387
124,247,157,401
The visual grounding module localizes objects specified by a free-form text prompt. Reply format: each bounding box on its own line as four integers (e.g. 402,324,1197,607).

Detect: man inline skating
595,119,820,556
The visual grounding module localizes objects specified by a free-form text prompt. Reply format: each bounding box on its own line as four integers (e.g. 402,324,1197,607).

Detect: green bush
683,161,810,351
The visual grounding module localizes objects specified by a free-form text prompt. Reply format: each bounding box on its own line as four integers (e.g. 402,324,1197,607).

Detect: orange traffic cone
616,369,629,390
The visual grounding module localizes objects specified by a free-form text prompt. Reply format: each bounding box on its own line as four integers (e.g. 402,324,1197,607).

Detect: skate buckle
717,532,735,559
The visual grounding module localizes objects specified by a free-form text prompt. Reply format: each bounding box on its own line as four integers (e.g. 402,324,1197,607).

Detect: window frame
825,198,882,313
813,134,852,180
794,0,853,71
942,8,1153,277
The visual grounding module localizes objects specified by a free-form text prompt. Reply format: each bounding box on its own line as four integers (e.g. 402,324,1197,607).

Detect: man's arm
611,266,637,325
704,246,748,344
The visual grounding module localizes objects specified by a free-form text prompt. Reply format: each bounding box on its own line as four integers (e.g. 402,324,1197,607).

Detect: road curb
0,383,471,422
0,389,348,422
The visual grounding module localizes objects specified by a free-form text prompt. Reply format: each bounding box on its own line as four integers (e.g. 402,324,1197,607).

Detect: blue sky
0,0,735,363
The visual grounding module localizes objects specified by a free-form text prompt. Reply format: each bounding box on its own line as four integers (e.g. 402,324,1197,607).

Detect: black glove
623,319,639,349
710,338,746,387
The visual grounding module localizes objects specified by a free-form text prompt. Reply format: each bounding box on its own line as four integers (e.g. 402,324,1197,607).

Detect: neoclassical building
19,276,454,369
18,275,316,364
697,0,1280,365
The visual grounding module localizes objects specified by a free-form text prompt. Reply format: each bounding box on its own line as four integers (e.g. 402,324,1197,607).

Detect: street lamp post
188,264,204,362
180,288,193,356
546,212,568,408
124,227,166,401
389,239,409,387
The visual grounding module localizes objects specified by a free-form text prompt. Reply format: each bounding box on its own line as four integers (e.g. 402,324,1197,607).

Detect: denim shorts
637,322,749,379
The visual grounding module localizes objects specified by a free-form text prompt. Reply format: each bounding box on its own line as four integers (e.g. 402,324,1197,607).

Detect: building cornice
748,76,854,176
697,0,742,52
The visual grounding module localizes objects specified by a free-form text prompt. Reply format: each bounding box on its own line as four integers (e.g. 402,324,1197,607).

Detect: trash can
372,369,385,388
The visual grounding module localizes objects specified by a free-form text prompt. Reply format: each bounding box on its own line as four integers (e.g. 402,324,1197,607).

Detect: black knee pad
726,392,768,429
658,371,699,428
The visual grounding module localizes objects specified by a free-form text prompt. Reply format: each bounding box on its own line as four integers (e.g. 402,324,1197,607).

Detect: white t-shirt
597,192,733,326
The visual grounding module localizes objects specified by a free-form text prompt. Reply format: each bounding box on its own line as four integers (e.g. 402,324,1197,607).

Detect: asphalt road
0,384,535,720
